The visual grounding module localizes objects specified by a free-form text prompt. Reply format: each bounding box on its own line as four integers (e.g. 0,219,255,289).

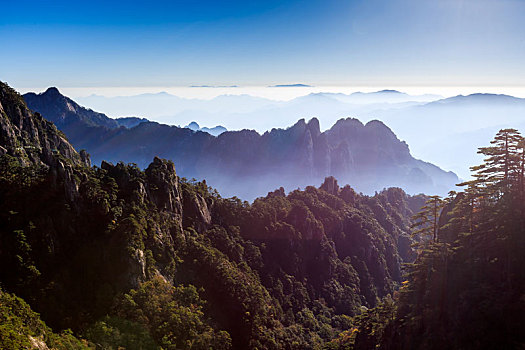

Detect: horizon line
13,85,525,100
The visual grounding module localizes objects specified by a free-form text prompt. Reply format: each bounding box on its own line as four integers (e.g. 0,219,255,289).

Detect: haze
2,0,525,187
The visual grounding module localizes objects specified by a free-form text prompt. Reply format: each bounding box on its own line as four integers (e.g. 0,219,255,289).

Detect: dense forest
326,128,525,349
1,80,524,349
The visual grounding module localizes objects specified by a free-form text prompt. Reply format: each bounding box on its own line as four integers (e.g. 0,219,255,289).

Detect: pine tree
463,129,523,199
410,195,444,243
517,137,525,207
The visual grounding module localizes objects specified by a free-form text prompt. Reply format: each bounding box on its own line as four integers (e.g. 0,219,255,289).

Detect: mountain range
370,93,525,178
74,89,436,131
185,121,227,136
0,80,425,348
24,87,458,200
73,89,525,180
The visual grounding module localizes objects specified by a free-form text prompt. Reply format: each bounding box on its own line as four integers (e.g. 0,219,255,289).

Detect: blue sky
1,0,524,88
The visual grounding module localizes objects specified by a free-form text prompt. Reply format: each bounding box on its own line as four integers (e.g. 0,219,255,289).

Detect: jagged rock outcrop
320,176,339,195
145,157,183,215
1,82,83,168
79,149,91,167
182,190,212,233
0,81,87,203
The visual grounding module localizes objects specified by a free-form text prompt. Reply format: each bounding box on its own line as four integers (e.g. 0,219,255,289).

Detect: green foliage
0,124,424,349
324,297,395,350
410,195,444,243
0,154,45,189
85,316,158,349
344,128,525,349
112,277,232,350
3,81,524,349
0,289,90,349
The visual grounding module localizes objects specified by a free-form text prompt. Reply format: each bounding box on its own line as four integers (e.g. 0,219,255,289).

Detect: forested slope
328,129,525,350
2,81,423,349
7,80,522,349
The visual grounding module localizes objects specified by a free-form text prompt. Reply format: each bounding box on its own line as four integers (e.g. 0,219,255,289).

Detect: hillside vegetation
1,81,423,349
2,81,523,349
327,128,525,349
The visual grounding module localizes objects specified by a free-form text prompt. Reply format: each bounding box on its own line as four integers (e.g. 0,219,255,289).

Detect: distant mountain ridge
115,116,149,128
269,83,312,87
364,92,525,179
424,93,525,106
185,121,227,136
24,87,119,129
1,83,88,169
24,88,458,200
24,87,225,136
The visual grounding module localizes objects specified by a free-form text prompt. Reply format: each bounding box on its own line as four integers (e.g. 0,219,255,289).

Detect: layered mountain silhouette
115,116,149,128
185,121,227,136
24,87,458,199
366,93,525,179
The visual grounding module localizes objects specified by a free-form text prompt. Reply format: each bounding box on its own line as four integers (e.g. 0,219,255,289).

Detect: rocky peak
288,118,307,135
20,85,459,199
24,87,119,129
0,81,83,168
42,87,61,97
0,81,91,205
307,117,321,137
182,189,212,233
145,157,182,216
320,176,339,195
330,117,365,131
79,149,91,167
364,119,397,138
186,121,200,131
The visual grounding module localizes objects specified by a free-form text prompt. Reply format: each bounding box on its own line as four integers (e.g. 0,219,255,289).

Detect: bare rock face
127,248,147,288
0,81,84,168
320,176,339,195
182,189,212,233
0,82,190,325
0,82,87,202
79,149,91,167
96,157,184,288
307,117,321,137
28,335,50,350
145,157,183,216
330,141,352,178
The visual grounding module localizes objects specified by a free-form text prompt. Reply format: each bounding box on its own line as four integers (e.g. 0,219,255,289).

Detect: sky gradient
1,0,525,89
